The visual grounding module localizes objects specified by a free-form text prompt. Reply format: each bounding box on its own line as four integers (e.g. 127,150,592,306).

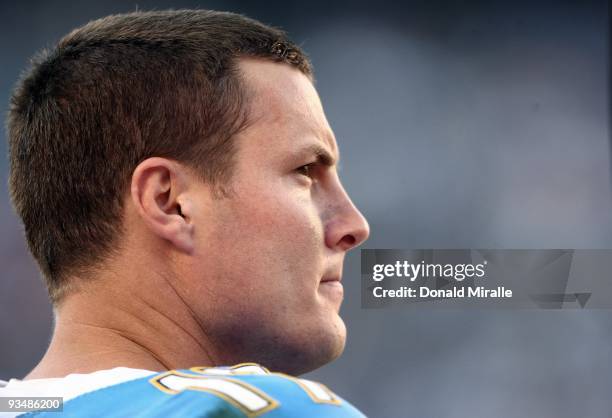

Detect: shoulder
23,364,366,418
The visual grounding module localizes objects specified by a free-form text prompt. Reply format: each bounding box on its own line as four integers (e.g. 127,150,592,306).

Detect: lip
320,276,341,283
319,277,344,301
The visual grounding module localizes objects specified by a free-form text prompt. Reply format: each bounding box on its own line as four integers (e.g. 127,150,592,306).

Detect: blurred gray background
1,1,611,417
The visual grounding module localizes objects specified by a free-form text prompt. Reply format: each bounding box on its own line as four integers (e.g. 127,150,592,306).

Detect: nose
325,187,370,252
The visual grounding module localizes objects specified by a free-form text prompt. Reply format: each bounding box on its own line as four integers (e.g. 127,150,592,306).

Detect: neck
26,269,218,380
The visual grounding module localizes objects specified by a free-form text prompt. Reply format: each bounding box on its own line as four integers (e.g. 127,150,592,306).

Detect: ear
130,157,195,254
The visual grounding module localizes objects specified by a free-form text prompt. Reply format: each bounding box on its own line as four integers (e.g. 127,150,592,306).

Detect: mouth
320,275,341,284
319,275,344,300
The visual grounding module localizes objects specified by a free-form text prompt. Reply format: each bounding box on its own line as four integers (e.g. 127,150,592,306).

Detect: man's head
8,10,369,374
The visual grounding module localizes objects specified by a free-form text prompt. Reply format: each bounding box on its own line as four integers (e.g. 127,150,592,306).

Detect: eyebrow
296,142,339,167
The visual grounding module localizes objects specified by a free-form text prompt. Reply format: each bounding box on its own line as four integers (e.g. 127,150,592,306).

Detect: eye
296,163,315,178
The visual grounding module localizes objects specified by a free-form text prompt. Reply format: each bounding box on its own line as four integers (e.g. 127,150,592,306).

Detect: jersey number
150,364,339,417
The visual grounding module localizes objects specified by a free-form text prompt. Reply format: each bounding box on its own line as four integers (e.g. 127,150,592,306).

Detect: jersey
1,364,366,417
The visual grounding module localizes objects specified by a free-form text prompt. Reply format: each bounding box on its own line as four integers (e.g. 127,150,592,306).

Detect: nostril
343,235,356,247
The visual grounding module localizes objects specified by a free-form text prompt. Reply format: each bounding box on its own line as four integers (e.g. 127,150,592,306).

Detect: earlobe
130,158,195,254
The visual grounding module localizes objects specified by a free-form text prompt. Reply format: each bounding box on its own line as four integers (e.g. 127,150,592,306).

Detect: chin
277,315,347,376
210,306,347,376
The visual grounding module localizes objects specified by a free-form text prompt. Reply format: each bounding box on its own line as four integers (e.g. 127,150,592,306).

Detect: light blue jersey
22,364,366,417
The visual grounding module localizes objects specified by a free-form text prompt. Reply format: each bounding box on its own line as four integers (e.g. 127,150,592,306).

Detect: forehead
237,58,338,157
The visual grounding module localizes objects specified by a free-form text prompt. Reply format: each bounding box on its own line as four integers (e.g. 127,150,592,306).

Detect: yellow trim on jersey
190,363,271,376
231,363,271,373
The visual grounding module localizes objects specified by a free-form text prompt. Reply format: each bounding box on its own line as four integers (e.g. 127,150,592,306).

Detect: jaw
203,305,347,375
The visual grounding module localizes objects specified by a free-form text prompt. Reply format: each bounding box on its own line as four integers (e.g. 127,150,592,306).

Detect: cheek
242,185,322,271
205,181,324,295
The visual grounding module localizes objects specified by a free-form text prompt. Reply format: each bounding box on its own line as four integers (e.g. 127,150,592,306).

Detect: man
1,9,369,418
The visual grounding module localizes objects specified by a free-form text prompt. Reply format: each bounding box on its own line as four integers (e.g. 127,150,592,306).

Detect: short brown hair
7,10,312,302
